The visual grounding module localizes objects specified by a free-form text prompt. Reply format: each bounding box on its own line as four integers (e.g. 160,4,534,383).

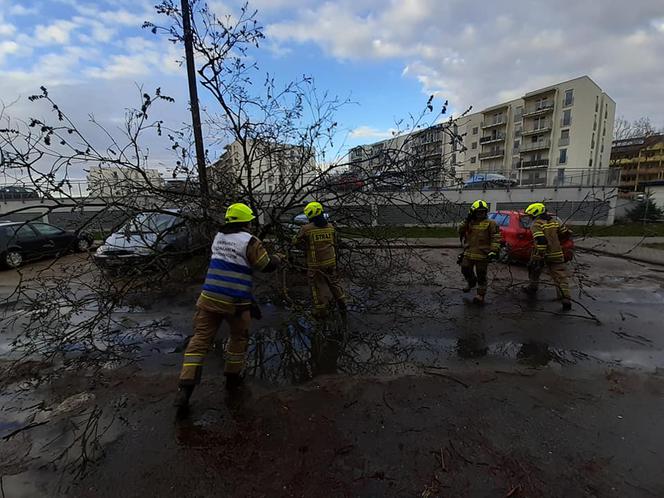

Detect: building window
472,127,478,135
472,142,477,149
595,96,599,112
603,127,606,137
514,139,520,150
605,104,608,119
589,158,593,167
559,129,570,146
564,89,574,106
470,156,477,164
559,149,567,165
562,110,572,127
557,168,565,185
515,106,523,121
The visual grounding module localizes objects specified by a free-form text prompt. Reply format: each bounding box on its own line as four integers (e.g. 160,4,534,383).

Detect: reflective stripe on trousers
178,307,252,386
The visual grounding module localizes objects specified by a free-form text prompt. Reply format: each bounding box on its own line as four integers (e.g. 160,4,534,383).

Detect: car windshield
127,213,178,234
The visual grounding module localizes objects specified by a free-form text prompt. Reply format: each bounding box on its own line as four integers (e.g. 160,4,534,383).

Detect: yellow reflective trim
183,363,202,367
184,353,204,357
254,252,269,270
200,292,250,306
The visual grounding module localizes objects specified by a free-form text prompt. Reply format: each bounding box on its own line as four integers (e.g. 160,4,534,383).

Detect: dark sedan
0,221,93,269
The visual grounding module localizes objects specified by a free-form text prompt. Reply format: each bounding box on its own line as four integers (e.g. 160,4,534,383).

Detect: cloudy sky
1,0,663,174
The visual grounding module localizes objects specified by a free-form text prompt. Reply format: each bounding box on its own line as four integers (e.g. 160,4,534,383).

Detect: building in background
210,140,318,194
349,75,616,188
87,166,164,197
610,134,664,193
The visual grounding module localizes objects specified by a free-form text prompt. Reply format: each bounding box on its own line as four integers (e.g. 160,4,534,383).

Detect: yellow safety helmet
225,202,256,223
304,201,324,219
470,199,489,213
524,202,546,217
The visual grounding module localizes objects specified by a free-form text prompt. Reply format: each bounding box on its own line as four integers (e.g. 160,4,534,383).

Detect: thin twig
1,420,49,441
423,369,470,388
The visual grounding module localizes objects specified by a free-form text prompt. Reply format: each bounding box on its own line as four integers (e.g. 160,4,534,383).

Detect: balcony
520,159,549,168
481,118,506,129
479,149,505,160
522,102,555,117
520,139,551,152
479,133,506,144
521,122,552,135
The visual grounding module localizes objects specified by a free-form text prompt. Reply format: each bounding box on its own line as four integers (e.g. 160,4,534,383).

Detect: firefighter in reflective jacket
174,203,281,410
293,201,346,317
522,202,573,311
458,200,501,304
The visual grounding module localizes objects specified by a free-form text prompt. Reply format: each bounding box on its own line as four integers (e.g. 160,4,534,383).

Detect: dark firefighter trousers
528,261,571,300
178,307,251,386
309,265,346,316
461,257,489,296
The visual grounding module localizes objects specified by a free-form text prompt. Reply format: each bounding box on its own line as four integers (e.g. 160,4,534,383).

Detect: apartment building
610,134,664,192
87,165,164,197
349,75,616,188
211,139,318,194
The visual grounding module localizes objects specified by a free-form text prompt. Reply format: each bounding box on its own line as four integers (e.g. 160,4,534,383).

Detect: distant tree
614,115,663,140
626,193,664,222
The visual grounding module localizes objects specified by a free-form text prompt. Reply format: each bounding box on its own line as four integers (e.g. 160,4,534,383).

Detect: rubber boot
225,372,244,391
561,299,572,311
473,294,485,305
174,385,194,415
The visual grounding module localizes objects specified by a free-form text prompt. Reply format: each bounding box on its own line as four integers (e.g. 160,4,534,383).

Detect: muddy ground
1,249,664,497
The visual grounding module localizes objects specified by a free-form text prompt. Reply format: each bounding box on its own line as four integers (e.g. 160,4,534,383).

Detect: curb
576,247,664,267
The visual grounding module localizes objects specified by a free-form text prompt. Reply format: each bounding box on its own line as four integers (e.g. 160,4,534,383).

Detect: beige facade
211,140,318,194
350,75,616,188
87,166,164,197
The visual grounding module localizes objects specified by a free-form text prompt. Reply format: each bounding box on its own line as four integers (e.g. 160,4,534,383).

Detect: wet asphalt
1,250,664,496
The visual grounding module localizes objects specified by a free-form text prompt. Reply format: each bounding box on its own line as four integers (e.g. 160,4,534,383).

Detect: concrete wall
646,186,664,210
1,185,618,230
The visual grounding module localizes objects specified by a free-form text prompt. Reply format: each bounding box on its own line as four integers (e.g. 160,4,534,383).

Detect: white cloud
266,0,664,124
0,22,16,37
9,4,40,16
350,126,397,140
0,40,19,64
35,20,78,45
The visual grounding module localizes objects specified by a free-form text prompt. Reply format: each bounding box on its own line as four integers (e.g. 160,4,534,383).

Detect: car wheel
4,250,23,269
76,238,91,252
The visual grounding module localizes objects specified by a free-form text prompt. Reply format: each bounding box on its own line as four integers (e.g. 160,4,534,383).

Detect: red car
488,210,574,263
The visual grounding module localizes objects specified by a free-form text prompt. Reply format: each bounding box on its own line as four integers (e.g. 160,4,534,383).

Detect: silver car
94,209,205,271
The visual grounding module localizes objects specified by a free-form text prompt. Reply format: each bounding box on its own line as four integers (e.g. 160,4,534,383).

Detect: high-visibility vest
200,231,254,304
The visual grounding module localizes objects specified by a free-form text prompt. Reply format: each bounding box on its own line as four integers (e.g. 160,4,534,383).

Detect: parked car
93,209,207,271
0,186,40,201
464,174,517,189
324,173,365,192
488,210,574,263
0,220,93,269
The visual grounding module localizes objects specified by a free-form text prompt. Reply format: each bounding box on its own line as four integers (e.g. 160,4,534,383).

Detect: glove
456,253,464,265
487,252,498,262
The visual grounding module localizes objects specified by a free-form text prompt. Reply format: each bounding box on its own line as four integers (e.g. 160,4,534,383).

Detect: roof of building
524,75,601,98
612,134,664,149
